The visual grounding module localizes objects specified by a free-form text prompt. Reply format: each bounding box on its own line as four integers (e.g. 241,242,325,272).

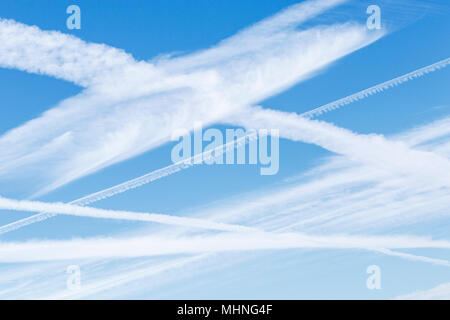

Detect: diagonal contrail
0,132,257,235
300,57,450,118
0,196,254,232
1,57,448,235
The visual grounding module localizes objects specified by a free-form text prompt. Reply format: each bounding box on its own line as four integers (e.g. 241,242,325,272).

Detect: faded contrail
1,57,448,235
0,132,257,235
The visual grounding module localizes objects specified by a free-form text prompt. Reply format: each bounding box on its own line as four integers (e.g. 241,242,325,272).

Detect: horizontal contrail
2,195,448,268
2,232,450,263
0,133,257,235
0,196,254,232
1,57,448,235
300,57,450,118
2,196,447,269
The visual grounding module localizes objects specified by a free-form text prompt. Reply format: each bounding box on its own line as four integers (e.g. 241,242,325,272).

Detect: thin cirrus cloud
0,132,257,235
48,117,450,287
0,18,135,87
1,55,449,234
195,115,450,235
1,192,450,266
0,0,385,196
0,0,448,300
1,114,450,299
228,106,450,189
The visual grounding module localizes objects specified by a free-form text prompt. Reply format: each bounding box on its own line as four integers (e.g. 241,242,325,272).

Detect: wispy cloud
2,55,449,234
0,132,256,234
2,114,450,299
200,116,450,234
0,18,135,87
0,0,448,300
230,107,450,189
0,0,383,196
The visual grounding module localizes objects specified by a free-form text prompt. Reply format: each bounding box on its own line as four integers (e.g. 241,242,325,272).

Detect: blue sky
0,0,449,299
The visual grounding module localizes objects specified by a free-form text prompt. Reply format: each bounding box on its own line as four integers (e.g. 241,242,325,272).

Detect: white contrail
300,57,450,118
4,194,448,268
1,0,376,197
2,197,448,272
0,133,257,235
0,18,136,87
2,232,450,263
0,196,253,232
74,132,257,205
233,107,450,190
1,57,448,235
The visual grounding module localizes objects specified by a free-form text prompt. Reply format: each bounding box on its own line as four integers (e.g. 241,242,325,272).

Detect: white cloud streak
230,107,450,189
3,115,450,298
0,18,136,87
300,57,450,118
1,232,450,263
0,132,256,235
1,0,448,299
0,196,252,233
0,0,383,196
193,117,450,235
376,248,450,267
2,56,448,234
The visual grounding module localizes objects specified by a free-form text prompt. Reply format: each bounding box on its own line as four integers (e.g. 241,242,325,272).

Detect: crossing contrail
0,132,257,235
3,232,450,263
0,196,254,232
0,57,448,235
